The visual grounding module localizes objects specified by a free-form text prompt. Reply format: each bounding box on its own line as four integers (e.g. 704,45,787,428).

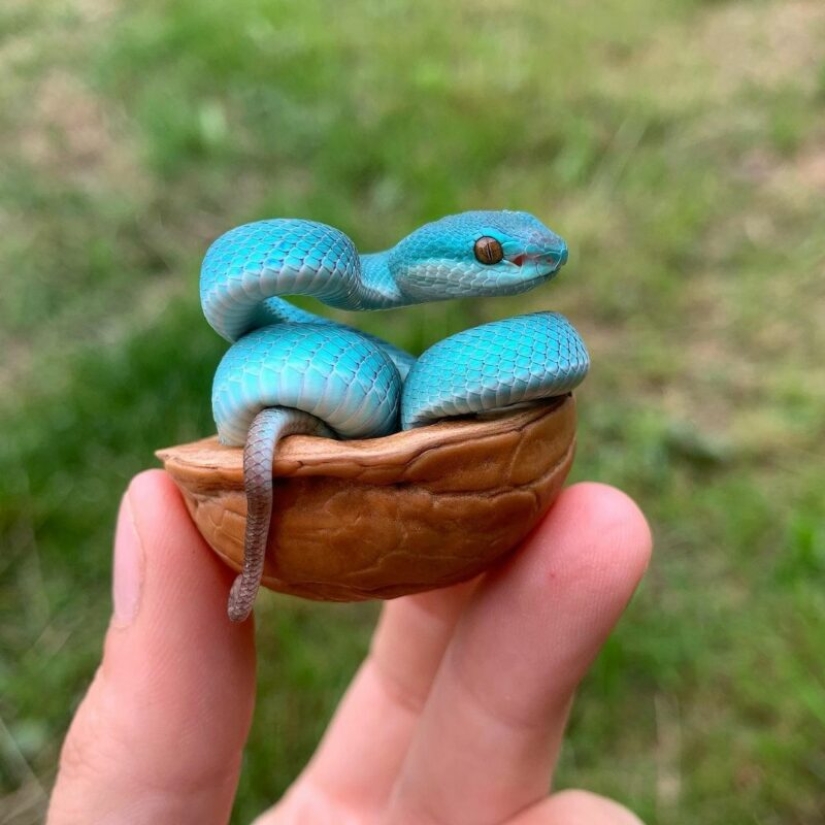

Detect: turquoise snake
200,211,589,620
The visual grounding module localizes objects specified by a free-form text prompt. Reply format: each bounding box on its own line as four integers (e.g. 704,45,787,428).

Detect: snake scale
200,210,590,621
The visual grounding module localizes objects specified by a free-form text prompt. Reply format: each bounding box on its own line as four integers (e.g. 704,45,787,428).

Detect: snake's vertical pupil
474,236,504,265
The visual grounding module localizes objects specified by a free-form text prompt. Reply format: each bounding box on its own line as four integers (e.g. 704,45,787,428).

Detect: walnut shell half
156,395,577,601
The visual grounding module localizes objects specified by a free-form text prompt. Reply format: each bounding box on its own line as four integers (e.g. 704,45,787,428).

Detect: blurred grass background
1,0,824,822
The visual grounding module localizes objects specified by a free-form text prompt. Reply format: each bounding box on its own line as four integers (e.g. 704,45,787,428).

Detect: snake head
390,210,568,302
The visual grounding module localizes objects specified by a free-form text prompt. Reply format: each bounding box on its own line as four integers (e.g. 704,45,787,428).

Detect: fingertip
123,468,243,626
448,480,653,714
124,468,205,549
544,481,653,589
516,789,645,824
114,465,257,711
127,466,179,497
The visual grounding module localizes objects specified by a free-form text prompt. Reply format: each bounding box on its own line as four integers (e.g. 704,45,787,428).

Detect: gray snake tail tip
227,574,256,623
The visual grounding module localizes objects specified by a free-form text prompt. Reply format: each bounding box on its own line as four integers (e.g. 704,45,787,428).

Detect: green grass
2,0,824,822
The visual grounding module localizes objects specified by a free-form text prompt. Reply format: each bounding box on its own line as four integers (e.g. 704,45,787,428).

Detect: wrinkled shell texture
158,396,577,601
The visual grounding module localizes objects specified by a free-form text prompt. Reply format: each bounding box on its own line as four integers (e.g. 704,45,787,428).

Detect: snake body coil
200,211,589,621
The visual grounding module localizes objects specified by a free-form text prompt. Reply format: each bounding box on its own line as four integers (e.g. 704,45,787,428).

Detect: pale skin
47,470,652,824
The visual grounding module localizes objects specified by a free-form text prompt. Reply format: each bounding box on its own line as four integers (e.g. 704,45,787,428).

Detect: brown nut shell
156,395,577,601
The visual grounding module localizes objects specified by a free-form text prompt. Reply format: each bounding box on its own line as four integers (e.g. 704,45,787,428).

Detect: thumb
47,470,256,825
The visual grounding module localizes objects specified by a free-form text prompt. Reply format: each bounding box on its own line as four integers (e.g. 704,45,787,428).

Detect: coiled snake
200,210,589,621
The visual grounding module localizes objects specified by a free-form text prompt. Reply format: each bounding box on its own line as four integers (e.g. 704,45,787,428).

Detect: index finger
384,482,652,825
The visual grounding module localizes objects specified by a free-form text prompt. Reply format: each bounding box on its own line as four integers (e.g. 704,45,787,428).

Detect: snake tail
216,324,401,620
228,407,333,622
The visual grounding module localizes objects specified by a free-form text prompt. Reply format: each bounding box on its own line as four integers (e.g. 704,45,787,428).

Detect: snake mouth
502,254,566,289
507,247,568,275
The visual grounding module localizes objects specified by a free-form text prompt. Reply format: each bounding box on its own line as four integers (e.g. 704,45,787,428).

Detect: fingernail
112,492,143,626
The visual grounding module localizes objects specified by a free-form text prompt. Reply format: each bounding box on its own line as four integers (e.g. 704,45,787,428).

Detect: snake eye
474,236,504,265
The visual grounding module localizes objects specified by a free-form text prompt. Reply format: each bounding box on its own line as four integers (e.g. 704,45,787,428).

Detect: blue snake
200,211,589,620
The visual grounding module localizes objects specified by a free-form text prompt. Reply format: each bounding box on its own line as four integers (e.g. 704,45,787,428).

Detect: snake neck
240,251,410,338
354,252,406,308
200,222,418,342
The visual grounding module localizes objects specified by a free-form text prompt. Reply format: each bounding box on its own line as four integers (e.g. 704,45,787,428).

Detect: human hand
47,469,651,824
